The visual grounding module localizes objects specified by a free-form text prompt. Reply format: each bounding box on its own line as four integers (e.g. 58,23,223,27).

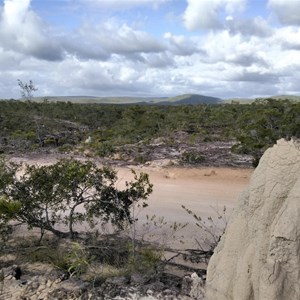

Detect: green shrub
127,246,161,274
180,151,205,164
133,155,149,164
57,144,73,153
0,158,153,240
95,141,115,157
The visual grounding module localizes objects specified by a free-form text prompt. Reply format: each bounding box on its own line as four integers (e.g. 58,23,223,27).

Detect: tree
0,197,21,243
233,99,300,166
17,79,38,100
0,158,21,242
0,158,153,240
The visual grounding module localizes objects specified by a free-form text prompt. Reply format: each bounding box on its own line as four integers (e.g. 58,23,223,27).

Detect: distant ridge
34,94,221,105
30,94,300,105
157,94,221,105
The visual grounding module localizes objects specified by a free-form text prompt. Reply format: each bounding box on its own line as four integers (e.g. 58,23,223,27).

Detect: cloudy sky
0,0,300,99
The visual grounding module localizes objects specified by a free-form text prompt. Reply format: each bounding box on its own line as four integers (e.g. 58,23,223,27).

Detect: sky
0,0,300,99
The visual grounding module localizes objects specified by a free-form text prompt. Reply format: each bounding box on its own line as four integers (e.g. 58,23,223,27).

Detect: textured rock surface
206,139,300,300
181,272,205,299
0,267,205,299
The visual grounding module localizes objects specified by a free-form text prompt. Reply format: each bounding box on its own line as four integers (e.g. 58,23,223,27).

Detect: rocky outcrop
0,266,205,299
206,139,300,300
181,272,205,299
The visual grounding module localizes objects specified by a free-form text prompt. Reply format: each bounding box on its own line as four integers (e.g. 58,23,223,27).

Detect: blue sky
0,0,300,99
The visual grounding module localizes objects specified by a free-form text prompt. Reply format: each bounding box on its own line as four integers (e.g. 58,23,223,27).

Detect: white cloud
226,16,273,37
224,0,246,15
0,0,300,99
0,48,23,70
164,32,204,56
0,0,63,61
63,20,165,60
141,52,175,68
268,0,300,25
183,0,246,31
183,0,222,30
228,69,279,83
95,22,165,54
227,53,268,67
274,26,300,51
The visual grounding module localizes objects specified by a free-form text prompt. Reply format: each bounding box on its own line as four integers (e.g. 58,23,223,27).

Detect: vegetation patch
0,98,298,165
180,151,206,165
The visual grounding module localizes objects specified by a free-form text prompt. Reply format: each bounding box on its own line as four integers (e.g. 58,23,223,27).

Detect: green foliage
0,158,153,240
57,143,73,153
19,239,90,278
65,242,90,278
94,141,115,157
0,197,21,243
0,98,298,162
127,246,161,274
0,157,19,191
180,151,206,164
233,98,300,165
0,158,21,242
0,198,21,219
133,154,150,164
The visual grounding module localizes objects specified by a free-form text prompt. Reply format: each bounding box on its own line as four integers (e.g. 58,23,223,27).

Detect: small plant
182,205,228,253
123,213,188,275
95,141,115,157
84,264,126,283
65,242,90,278
57,144,73,153
180,151,205,164
133,154,148,164
139,214,187,246
0,197,21,244
21,239,90,278
127,246,161,274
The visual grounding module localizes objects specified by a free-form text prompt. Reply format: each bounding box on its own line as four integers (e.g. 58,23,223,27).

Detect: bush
0,158,153,240
180,151,205,164
0,197,21,243
127,247,161,274
95,141,115,157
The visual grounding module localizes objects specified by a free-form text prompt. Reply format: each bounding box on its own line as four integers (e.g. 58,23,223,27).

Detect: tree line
0,98,299,163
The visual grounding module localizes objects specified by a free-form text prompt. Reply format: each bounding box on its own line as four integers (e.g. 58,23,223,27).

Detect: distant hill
157,94,221,105
34,94,221,105
33,96,163,104
32,94,300,105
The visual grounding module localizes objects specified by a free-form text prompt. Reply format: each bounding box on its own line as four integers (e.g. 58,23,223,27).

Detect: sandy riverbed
10,155,253,249
116,166,252,249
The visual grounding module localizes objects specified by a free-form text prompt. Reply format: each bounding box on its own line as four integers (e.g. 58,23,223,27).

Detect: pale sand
115,166,252,249
10,155,253,249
